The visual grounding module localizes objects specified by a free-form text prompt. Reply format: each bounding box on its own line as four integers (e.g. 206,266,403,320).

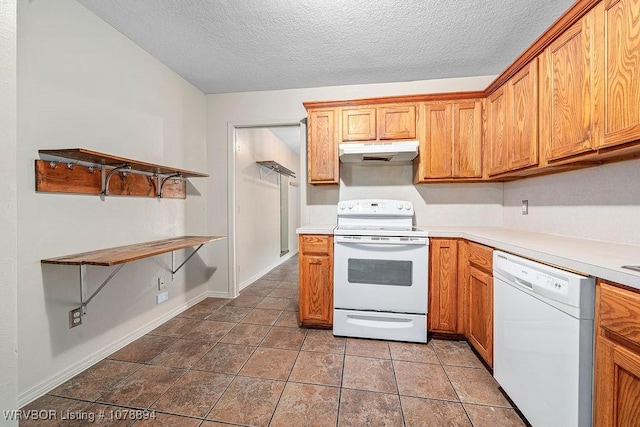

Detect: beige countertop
296,224,336,235
422,226,640,291
296,223,640,290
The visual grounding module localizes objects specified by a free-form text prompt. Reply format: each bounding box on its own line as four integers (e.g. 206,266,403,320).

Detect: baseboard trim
238,251,297,291
17,291,228,408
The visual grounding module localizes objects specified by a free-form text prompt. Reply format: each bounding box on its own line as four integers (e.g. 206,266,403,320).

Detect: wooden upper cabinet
377,104,416,140
487,86,509,176
487,60,538,175
541,5,601,162
422,103,453,179
599,0,640,149
341,104,416,142
416,100,482,182
307,108,339,184
508,60,538,170
453,101,483,178
342,107,376,141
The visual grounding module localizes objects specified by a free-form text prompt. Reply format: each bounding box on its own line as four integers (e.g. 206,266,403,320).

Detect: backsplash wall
503,158,640,245
308,163,504,227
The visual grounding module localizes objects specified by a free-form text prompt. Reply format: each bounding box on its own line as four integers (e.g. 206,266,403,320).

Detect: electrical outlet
69,308,82,328
522,200,529,215
156,291,169,304
158,276,167,290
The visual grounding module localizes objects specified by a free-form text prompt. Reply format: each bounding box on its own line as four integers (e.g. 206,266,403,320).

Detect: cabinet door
377,104,416,140
594,337,640,427
457,241,469,336
487,86,509,176
595,281,640,426
298,235,333,328
423,103,453,179
600,0,640,148
542,7,599,162
508,60,538,170
453,101,483,178
467,265,493,366
342,108,376,141
299,254,333,327
428,239,459,333
308,109,339,184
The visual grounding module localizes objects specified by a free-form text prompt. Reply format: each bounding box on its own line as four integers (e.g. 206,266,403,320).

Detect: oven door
334,235,428,314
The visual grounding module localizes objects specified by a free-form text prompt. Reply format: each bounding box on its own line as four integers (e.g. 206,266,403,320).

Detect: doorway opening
231,123,304,294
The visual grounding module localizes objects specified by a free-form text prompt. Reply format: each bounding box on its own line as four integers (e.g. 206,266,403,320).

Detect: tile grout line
335,335,347,427
434,342,477,427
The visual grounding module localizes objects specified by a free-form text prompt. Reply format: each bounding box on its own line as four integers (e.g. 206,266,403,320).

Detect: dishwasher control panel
493,251,596,318
535,271,569,295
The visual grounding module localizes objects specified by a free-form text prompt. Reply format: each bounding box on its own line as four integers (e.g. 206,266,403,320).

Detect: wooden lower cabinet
594,281,640,426
459,240,494,367
428,239,463,334
428,238,493,367
298,234,333,328
466,265,493,367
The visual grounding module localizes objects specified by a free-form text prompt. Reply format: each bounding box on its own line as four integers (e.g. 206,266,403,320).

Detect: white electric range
333,199,429,343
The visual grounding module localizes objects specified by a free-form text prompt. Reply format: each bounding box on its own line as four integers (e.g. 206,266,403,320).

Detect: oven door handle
334,236,428,245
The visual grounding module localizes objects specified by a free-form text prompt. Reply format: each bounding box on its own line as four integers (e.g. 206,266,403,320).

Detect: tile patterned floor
22,255,526,426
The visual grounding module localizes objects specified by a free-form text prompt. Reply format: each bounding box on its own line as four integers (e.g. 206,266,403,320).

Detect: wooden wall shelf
36,148,208,198
42,236,224,266
42,235,225,327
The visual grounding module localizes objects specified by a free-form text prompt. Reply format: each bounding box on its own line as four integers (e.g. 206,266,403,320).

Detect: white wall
0,0,18,422
17,0,211,404
235,128,300,288
329,164,504,227
207,75,497,293
504,158,640,245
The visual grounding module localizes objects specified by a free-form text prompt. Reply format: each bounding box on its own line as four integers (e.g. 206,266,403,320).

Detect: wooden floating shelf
42,236,224,266
39,148,209,178
36,148,208,199
42,235,225,326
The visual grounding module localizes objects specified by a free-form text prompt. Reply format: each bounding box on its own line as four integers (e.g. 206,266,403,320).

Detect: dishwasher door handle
514,277,534,290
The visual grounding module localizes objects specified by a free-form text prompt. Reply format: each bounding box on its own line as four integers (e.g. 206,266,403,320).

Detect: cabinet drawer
599,282,640,346
467,241,493,273
300,235,332,255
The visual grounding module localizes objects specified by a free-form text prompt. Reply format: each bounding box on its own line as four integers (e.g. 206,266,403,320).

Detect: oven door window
348,258,412,286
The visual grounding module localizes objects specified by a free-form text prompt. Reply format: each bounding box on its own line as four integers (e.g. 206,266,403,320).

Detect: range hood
339,141,419,163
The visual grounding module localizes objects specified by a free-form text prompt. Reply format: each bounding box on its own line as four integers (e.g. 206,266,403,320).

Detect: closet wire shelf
256,161,296,179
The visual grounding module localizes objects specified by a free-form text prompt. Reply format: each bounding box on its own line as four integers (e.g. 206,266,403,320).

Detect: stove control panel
337,199,414,216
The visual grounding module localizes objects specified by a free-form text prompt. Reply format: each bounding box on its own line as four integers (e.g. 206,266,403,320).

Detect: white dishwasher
493,251,595,427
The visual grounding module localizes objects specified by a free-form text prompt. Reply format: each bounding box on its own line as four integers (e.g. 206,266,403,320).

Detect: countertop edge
296,224,336,235
425,227,640,291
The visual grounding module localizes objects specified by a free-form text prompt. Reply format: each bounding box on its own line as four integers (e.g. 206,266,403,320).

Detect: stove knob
347,202,354,209
396,203,403,210
404,202,411,210
338,203,346,210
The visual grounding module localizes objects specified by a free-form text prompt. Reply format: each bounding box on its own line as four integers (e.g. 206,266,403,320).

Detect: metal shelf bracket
78,263,126,314
171,244,204,279
102,163,131,196
157,173,183,198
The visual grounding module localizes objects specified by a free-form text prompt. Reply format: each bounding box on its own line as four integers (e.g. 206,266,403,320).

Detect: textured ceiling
76,0,575,94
